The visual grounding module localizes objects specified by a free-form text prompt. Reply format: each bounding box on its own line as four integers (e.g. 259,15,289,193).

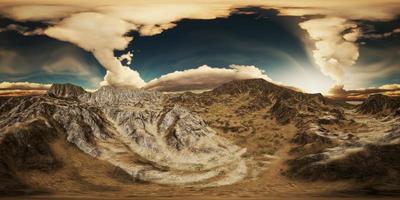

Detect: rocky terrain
0,79,399,198
167,79,400,193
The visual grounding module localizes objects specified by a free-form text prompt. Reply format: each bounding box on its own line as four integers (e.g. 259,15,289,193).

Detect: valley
0,79,399,199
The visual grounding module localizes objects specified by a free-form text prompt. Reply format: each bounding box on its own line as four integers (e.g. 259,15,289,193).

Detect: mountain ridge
1,79,400,196
357,94,400,116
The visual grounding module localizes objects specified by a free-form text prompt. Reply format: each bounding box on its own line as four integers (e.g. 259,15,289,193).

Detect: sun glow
278,70,335,94
300,80,333,94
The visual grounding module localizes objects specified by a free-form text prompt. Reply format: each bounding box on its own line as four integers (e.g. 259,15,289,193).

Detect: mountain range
0,79,399,197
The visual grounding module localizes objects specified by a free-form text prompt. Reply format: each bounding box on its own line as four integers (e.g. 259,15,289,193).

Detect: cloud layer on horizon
145,65,273,92
328,84,400,100
0,0,399,92
2,79,399,100
0,81,50,96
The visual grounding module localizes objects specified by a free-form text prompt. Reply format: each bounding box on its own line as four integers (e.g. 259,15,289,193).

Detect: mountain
1,79,400,197
0,84,246,194
357,94,400,116
168,79,400,193
47,83,87,99
167,79,345,125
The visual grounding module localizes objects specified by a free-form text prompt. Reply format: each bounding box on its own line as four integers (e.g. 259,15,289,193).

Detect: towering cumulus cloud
44,12,145,87
0,0,399,91
299,17,360,83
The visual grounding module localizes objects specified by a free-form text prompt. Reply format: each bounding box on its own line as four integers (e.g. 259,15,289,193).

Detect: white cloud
328,83,400,100
0,81,51,91
118,51,133,65
145,65,272,92
361,27,400,39
43,12,145,88
299,17,360,83
138,23,177,36
0,5,85,21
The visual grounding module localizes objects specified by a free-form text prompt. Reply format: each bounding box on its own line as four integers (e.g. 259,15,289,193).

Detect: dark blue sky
0,17,103,88
357,18,400,86
119,10,316,82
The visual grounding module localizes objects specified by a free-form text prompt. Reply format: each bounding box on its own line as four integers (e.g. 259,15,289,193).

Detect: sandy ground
5,137,389,200
2,196,399,200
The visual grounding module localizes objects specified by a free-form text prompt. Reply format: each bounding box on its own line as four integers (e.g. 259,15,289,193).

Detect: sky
0,0,399,99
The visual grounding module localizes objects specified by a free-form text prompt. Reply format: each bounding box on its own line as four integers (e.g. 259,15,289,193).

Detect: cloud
0,65,296,96
0,49,20,74
361,27,400,39
138,23,177,36
0,46,103,88
118,51,133,65
0,24,44,36
0,2,236,88
0,0,399,90
0,5,85,21
43,56,103,87
299,17,359,83
0,81,51,90
267,1,399,20
0,81,51,96
342,56,400,89
0,81,101,96
43,12,146,88
328,84,400,100
145,65,272,92
43,56,90,75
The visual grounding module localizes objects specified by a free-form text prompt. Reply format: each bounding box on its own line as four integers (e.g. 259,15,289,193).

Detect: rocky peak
211,78,282,96
209,79,314,104
47,83,86,99
357,94,400,115
79,85,163,106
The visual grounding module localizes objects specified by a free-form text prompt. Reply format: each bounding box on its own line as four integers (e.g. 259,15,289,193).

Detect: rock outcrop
357,94,400,116
47,83,87,99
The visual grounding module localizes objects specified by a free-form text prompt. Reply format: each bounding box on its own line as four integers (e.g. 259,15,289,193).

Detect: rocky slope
47,83,87,99
167,79,400,193
1,79,400,196
282,93,400,191
0,83,247,194
168,79,343,125
357,94,400,116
